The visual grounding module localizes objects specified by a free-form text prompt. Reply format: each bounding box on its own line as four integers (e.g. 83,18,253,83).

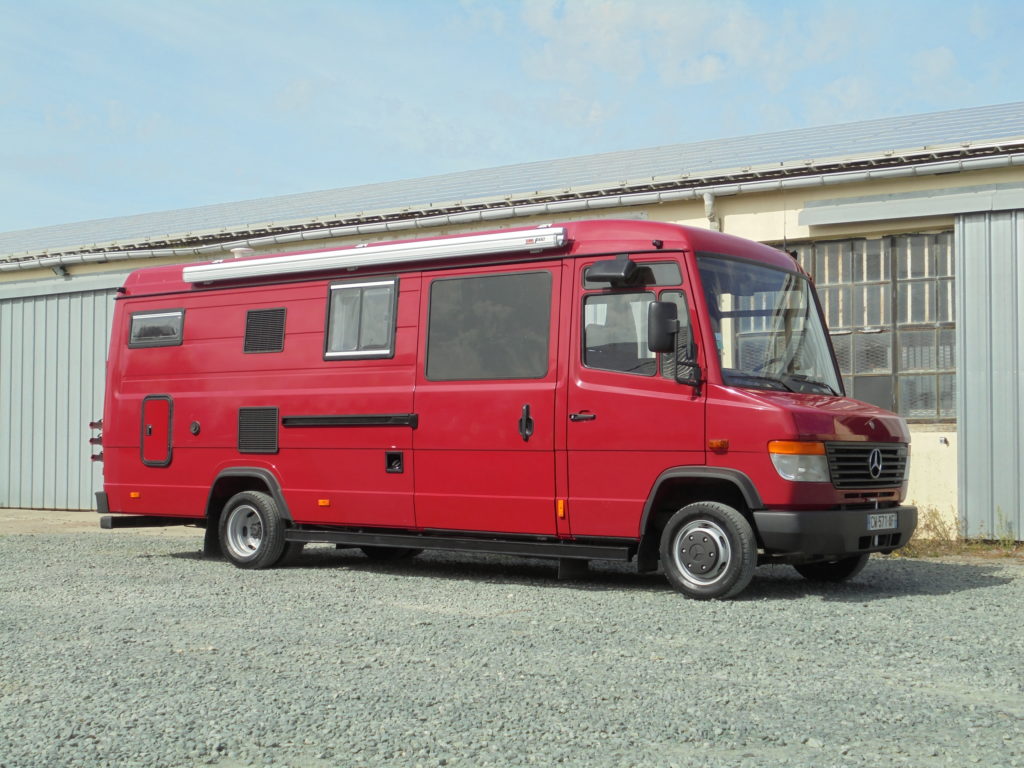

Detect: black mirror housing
647,301,678,353
587,257,639,286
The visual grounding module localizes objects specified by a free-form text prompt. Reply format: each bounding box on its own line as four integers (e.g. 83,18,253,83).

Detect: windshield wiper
723,372,795,392
784,374,839,396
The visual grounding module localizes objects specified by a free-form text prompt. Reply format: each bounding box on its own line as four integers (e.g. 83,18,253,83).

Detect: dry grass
893,506,1023,560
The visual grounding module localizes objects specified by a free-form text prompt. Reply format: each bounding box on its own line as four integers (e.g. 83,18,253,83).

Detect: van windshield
696,254,842,395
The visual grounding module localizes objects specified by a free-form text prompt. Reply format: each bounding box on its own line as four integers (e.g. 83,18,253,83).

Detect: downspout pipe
3,152,1024,273
703,192,720,231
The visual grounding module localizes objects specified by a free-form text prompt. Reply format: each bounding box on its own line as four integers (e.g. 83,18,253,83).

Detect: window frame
128,309,185,349
323,277,399,361
787,232,955,423
581,289,658,377
424,269,554,382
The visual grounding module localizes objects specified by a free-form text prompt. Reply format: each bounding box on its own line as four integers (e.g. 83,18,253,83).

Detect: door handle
519,404,534,442
569,412,596,422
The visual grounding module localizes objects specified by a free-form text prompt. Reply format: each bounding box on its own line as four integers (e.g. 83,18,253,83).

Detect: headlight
768,441,830,483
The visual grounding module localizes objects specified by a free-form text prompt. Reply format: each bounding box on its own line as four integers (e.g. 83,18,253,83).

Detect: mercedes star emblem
867,448,884,479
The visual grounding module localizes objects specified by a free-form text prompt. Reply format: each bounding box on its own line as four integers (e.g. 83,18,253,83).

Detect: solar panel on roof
4,101,1024,259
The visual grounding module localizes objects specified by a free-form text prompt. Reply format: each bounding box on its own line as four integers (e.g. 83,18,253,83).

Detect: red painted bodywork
99,219,910,542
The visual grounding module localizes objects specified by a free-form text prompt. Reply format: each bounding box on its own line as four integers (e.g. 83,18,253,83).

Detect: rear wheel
794,554,869,582
660,502,757,600
219,491,287,569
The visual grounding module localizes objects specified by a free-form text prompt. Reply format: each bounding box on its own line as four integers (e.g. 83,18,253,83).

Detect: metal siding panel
956,212,1024,540
64,294,82,507
987,214,1018,538
956,216,992,536
0,301,12,505
54,294,71,508
9,299,26,506
41,296,58,507
0,288,114,510
1018,212,1024,540
89,293,112,508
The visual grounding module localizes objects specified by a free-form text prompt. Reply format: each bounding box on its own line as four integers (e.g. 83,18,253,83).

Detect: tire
794,554,869,583
219,491,287,569
659,502,757,600
360,546,423,561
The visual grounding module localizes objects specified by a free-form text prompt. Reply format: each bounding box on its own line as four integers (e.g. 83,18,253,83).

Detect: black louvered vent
244,308,286,353
238,407,279,454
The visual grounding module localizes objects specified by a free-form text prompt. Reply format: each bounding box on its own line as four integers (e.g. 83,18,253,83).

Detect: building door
413,264,560,535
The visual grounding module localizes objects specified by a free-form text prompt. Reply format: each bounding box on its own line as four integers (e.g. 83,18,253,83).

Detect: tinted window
129,310,184,348
427,272,552,380
583,292,656,375
583,261,682,289
326,279,396,358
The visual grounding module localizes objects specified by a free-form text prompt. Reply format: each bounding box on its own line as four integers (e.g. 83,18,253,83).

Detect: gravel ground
0,527,1021,768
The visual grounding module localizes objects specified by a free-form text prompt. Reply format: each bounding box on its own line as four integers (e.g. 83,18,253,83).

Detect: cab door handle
519,404,535,442
569,412,596,422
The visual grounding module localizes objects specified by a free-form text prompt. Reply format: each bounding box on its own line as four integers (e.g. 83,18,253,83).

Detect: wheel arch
636,468,763,572
204,467,293,525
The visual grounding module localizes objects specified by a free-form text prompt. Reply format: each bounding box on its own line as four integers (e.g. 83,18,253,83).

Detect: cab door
413,263,561,535
565,258,706,538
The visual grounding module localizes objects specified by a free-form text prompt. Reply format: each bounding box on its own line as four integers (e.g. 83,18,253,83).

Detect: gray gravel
1,532,1022,768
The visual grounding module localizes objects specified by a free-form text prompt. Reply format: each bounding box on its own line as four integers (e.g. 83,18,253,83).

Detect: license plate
868,512,898,531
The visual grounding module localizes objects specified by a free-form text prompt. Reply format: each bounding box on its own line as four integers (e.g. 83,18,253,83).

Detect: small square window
128,309,184,348
325,279,397,359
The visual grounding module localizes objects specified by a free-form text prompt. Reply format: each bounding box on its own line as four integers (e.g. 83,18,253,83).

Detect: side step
284,528,633,562
100,515,202,529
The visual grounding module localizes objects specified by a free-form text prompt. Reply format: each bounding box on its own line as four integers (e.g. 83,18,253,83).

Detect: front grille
826,442,907,489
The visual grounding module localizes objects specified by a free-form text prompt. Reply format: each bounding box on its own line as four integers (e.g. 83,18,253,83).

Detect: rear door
413,263,561,535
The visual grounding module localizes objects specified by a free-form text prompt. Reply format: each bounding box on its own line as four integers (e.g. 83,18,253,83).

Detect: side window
128,309,184,348
426,271,552,380
583,292,656,375
325,278,397,359
583,261,682,288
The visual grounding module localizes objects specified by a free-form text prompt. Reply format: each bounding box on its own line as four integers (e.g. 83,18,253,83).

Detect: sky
2,0,1023,233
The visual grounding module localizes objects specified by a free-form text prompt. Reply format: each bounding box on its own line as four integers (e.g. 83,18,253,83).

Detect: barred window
789,233,955,422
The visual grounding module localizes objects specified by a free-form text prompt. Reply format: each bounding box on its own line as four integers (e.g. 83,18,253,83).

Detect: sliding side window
128,309,184,348
325,278,397,359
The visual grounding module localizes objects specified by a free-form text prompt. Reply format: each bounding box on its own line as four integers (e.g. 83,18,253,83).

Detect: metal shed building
2,101,1023,539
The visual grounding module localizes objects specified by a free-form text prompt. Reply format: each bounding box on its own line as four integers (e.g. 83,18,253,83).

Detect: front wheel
794,554,869,582
219,491,287,569
660,502,757,600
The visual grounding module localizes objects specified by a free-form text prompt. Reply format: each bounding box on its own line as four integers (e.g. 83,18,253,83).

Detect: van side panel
103,278,420,526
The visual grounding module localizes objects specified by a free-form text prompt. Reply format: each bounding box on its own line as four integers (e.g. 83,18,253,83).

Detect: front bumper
753,505,917,559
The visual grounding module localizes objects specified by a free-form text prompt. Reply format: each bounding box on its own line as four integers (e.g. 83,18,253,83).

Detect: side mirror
647,301,678,353
587,257,639,287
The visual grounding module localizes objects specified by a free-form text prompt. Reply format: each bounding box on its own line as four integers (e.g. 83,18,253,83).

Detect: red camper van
93,219,917,599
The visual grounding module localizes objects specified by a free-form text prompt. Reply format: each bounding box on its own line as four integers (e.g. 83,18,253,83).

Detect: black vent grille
238,407,279,454
826,443,908,489
244,308,286,353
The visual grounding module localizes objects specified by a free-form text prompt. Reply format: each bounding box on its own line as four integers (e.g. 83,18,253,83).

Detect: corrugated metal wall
0,288,115,510
956,211,1024,539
